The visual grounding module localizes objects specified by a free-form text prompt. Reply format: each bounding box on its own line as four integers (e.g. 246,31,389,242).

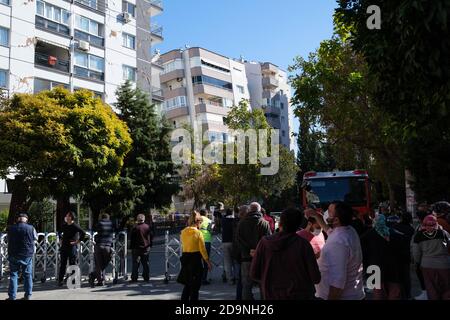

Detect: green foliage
336,0,450,201
28,199,54,232
0,209,7,232
289,33,404,204
0,88,132,202
86,81,180,217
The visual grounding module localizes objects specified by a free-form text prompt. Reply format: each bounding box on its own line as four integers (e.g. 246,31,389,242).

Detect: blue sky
156,0,337,145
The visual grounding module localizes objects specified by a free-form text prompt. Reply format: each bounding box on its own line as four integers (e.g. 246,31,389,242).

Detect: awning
34,37,70,51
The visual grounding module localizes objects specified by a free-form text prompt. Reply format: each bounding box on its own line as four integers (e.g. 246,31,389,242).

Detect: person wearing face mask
412,215,450,300
412,206,431,300
58,211,86,286
313,201,365,300
297,215,325,259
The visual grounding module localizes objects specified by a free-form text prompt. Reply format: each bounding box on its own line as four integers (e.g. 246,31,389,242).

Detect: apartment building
159,47,294,150
159,47,250,143
0,0,164,106
0,0,164,204
245,61,295,150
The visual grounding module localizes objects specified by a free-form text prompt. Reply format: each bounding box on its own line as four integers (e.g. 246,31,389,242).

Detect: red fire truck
302,170,373,216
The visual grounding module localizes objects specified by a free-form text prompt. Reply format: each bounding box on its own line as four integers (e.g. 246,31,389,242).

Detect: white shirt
316,226,365,300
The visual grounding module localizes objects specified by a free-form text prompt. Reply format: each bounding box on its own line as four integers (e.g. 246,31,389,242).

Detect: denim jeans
202,242,211,282
8,256,33,300
222,242,237,281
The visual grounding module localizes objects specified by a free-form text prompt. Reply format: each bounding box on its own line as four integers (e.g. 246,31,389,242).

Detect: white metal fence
0,232,127,283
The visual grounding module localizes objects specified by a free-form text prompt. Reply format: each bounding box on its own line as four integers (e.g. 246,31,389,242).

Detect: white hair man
236,202,271,300
130,214,153,282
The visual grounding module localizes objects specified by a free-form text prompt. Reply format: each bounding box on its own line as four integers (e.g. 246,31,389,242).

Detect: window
89,55,104,71
164,96,187,110
0,69,8,88
122,33,135,49
281,116,285,122
37,1,70,25
192,75,233,91
280,102,284,110
74,51,88,68
122,1,136,17
34,78,68,93
236,85,245,94
163,59,183,74
122,65,136,82
282,130,286,137
201,59,230,73
74,51,104,73
0,27,9,47
0,0,10,5
76,15,101,36
77,0,98,10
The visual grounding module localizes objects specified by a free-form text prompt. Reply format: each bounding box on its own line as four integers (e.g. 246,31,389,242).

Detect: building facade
0,0,164,106
160,47,250,143
245,61,295,151
0,0,164,203
160,47,294,150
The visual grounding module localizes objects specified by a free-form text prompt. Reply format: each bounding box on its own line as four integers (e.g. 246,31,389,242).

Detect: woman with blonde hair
178,211,212,300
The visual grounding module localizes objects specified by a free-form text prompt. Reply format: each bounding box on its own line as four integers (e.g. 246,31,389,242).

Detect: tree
0,88,132,228
86,81,179,224
336,0,450,202
289,32,404,206
28,199,54,232
221,100,299,207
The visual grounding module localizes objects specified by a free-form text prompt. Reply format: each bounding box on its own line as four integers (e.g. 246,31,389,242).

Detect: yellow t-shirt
180,226,209,261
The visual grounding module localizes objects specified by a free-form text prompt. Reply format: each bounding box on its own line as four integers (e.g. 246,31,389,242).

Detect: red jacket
263,214,275,233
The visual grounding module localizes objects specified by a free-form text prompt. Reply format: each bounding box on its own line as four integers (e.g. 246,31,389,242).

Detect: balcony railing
35,16,70,37
74,0,106,13
74,30,104,47
150,24,163,38
152,87,164,100
74,66,104,81
35,52,70,73
150,0,163,10
193,82,233,92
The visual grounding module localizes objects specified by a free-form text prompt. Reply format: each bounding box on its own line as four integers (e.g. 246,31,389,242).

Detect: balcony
35,15,70,37
150,0,163,10
261,62,278,74
160,69,184,84
150,24,163,42
74,0,107,14
152,87,164,101
34,41,70,74
193,83,234,100
74,30,104,48
74,66,104,81
195,103,229,116
262,76,279,89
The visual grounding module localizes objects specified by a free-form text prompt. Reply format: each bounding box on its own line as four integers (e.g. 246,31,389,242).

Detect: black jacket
94,219,114,246
130,223,153,252
236,211,271,262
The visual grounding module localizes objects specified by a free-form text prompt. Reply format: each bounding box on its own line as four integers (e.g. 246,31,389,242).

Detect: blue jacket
8,222,36,259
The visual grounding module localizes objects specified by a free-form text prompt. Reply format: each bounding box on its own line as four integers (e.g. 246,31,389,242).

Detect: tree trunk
56,195,71,232
387,181,396,211
7,176,29,226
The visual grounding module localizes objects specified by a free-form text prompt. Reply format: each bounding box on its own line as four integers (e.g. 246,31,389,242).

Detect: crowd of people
4,200,450,301
178,201,450,301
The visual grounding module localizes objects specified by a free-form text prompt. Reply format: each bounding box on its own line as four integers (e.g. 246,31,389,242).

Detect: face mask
312,228,322,236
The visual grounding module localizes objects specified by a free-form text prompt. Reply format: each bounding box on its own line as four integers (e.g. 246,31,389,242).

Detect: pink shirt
297,230,325,257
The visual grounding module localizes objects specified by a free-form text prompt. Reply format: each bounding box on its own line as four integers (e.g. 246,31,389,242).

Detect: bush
0,209,8,233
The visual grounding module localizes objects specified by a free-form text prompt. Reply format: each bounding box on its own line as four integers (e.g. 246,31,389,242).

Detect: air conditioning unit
78,40,90,51
122,12,132,23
